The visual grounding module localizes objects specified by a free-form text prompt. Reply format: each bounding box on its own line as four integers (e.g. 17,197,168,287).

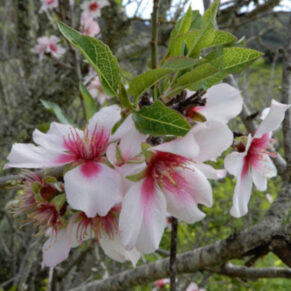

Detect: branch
212,263,291,279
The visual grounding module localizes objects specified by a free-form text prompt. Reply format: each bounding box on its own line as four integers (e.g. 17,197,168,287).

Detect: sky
125,0,291,18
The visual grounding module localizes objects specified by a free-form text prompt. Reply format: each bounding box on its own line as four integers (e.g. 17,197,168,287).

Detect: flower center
64,126,109,162
146,151,189,189
89,2,99,11
245,133,274,168
49,43,57,53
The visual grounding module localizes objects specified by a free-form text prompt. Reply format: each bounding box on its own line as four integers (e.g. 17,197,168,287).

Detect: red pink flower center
89,2,99,11
49,43,57,53
146,151,189,190
242,133,274,176
63,126,109,162
76,209,119,242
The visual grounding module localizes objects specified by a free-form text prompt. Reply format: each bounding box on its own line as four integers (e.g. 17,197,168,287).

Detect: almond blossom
33,36,65,59
42,207,140,267
4,105,123,218
119,119,233,253
81,0,109,18
225,100,290,217
39,0,59,13
81,14,101,37
186,83,243,123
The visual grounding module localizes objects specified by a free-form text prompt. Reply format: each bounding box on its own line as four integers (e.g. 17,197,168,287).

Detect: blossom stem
169,217,178,291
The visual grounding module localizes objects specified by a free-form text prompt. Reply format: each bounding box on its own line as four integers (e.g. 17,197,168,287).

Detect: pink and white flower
81,14,100,37
81,0,109,18
34,36,65,59
42,207,140,267
39,0,59,13
87,76,110,104
5,105,123,218
119,120,233,253
186,83,243,123
225,100,290,217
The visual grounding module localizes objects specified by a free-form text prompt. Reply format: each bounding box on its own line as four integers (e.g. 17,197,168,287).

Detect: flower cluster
80,0,109,37
4,83,290,267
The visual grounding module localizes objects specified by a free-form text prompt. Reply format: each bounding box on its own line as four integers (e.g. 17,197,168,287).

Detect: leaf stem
170,217,178,291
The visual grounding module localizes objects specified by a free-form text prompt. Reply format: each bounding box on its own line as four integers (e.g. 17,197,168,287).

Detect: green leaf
58,22,120,97
169,7,193,45
79,82,97,121
205,47,263,73
167,7,193,57
170,31,199,57
175,47,262,91
41,100,77,126
190,10,202,29
132,101,191,136
128,69,172,103
187,0,220,57
189,30,237,58
162,57,199,70
118,82,133,109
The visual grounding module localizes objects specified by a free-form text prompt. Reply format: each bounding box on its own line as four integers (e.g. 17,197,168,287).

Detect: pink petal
191,121,233,162
230,164,253,217
42,228,71,267
199,83,243,123
163,166,212,223
152,129,200,160
99,232,140,266
255,100,290,138
119,178,167,253
64,162,123,217
87,105,121,138
4,143,65,169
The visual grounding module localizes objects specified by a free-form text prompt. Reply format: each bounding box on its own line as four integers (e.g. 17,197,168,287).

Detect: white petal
4,143,66,169
64,162,123,217
152,129,200,160
194,163,226,180
33,122,75,149
163,166,212,223
42,228,71,267
88,105,121,137
119,178,167,253
252,168,267,191
191,121,233,162
230,165,253,218
200,83,243,123
111,116,146,160
224,151,245,176
255,155,277,178
99,233,140,266
255,100,290,138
